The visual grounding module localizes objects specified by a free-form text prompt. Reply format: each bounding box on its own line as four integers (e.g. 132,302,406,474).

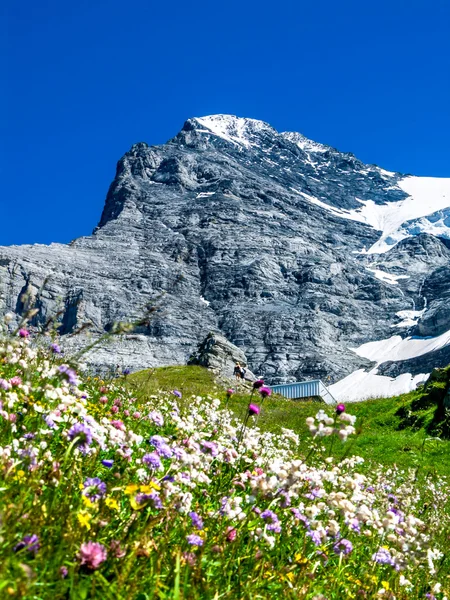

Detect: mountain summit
1,115,449,399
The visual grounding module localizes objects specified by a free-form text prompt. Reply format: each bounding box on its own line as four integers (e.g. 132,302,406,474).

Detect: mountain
1,114,449,399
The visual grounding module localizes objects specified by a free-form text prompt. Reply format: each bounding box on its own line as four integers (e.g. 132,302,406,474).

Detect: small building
271,379,336,405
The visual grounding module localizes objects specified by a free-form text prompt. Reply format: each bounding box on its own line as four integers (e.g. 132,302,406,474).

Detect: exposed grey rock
188,331,255,380
0,114,448,383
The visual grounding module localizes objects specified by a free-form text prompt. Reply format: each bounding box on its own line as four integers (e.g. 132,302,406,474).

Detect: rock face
0,114,449,384
188,332,255,380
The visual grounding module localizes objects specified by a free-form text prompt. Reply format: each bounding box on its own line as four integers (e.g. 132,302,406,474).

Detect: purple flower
50,343,62,354
43,414,57,429
307,530,322,546
77,541,107,569
248,403,260,416
226,388,234,397
83,477,107,501
371,548,395,566
68,422,93,454
19,329,29,338
59,364,78,386
261,509,282,533
186,534,203,547
201,441,219,457
149,435,173,458
0,378,11,391
101,459,114,468
259,386,271,398
23,433,35,440
336,403,346,415
333,539,353,555
148,411,164,426
253,379,264,389
14,534,40,554
173,389,182,398
122,368,131,375
18,447,37,470
135,492,163,509
59,566,68,578
142,452,162,470
189,511,204,530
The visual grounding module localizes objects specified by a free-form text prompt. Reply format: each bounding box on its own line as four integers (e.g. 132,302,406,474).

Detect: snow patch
366,268,409,286
329,369,428,402
194,115,273,148
352,328,450,364
393,307,426,329
293,175,450,254
200,296,210,306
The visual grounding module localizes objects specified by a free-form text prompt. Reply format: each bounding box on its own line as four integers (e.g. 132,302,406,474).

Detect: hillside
129,365,450,475
0,332,448,599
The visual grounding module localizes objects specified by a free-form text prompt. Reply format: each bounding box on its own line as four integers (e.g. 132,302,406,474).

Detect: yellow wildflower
105,498,119,511
77,511,92,530
140,482,160,493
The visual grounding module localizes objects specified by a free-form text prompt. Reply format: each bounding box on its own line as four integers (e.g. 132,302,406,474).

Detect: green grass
128,366,450,475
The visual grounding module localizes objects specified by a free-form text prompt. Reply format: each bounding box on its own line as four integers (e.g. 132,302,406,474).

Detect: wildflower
83,477,107,502
0,378,11,390
248,403,260,416
13,534,40,554
10,376,22,387
59,364,78,386
201,440,219,457
110,540,126,558
50,343,62,354
101,459,114,468
99,396,108,404
122,368,131,375
182,551,197,566
259,386,271,398
110,420,125,430
68,423,93,454
105,498,119,511
133,411,141,419
149,435,173,458
336,403,346,415
142,452,162,470
173,389,182,398
186,534,203,547
148,411,163,425
226,388,234,397
333,539,353,555
19,329,29,338
77,541,107,570
253,379,264,389
134,492,163,510
43,414,57,429
111,405,119,414
77,511,92,530
59,566,68,578
261,509,282,533
189,511,204,530
372,548,395,566
226,527,237,542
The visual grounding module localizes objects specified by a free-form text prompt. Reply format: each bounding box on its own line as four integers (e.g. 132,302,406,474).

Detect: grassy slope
128,366,450,476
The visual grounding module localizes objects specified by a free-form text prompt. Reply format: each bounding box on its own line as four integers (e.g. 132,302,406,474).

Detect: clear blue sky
3,0,450,245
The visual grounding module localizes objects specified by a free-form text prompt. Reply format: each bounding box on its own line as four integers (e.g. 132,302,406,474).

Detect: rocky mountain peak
0,115,449,398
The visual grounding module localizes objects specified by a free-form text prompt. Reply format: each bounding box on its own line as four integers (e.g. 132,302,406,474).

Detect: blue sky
3,0,450,245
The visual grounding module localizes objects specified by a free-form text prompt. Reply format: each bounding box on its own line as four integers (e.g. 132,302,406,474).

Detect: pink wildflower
77,541,107,569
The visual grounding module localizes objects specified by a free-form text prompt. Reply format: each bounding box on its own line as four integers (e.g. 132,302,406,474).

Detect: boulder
188,332,255,381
